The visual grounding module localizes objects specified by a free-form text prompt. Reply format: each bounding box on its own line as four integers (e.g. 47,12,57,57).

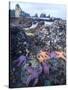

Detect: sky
10,2,66,19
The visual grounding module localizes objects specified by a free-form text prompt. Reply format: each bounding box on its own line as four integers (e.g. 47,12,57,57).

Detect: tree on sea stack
34,13,38,17
40,13,46,18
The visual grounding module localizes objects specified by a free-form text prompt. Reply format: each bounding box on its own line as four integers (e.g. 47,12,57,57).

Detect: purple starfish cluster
14,53,65,86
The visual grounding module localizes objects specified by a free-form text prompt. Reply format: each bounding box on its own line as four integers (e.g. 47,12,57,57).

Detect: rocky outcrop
15,4,30,18
10,17,32,28
15,4,22,17
10,18,66,87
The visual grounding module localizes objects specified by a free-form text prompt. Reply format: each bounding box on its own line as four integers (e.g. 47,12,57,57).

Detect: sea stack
15,4,22,17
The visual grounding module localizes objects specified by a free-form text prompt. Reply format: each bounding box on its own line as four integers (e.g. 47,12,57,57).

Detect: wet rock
10,26,30,61
34,19,66,52
10,18,66,87
47,58,66,85
10,17,32,28
34,25,50,51
50,19,66,51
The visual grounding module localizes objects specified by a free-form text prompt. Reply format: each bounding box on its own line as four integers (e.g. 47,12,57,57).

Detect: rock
15,4,30,18
47,58,66,85
50,19,66,51
15,4,22,17
10,17,66,87
10,17,32,28
40,13,46,18
34,19,66,52
34,25,50,51
10,26,30,61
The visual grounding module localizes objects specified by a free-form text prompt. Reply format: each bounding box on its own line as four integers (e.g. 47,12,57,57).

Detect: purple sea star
24,65,42,86
42,62,49,75
14,55,27,67
48,51,56,59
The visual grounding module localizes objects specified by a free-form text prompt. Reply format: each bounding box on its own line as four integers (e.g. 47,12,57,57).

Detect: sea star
48,51,56,59
37,50,49,63
55,51,66,60
24,65,42,86
14,55,27,67
42,62,49,75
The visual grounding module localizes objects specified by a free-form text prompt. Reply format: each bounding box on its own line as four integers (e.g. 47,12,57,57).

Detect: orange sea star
55,51,66,60
37,50,49,63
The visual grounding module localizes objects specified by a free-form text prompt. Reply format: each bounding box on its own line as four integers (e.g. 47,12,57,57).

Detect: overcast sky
10,2,66,19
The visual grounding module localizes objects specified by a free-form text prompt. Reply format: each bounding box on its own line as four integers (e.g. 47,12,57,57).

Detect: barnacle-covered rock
47,58,66,85
34,25,50,51
34,19,66,52
10,17,66,87
50,19,66,51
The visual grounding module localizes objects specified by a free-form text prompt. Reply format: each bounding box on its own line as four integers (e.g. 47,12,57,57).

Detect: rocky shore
9,17,66,87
